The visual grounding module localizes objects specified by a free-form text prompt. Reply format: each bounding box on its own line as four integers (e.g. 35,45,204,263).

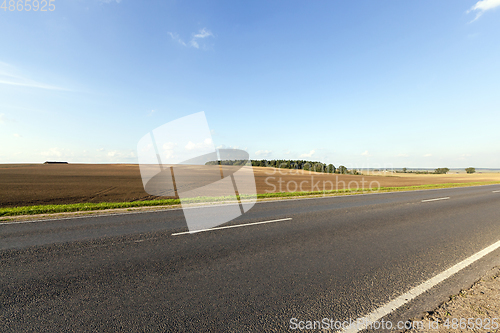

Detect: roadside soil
407,267,500,333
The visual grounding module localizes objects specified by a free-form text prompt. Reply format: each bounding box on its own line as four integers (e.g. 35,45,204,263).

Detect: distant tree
465,167,476,174
349,169,360,175
402,167,407,173
434,167,450,174
247,159,343,174
338,165,348,174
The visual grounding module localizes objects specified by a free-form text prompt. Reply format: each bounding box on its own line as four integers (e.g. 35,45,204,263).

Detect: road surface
2,185,500,332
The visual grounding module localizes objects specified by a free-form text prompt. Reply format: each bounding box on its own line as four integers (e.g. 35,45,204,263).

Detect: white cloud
167,32,187,46
185,138,212,151
458,153,472,160
102,150,136,161
190,28,213,49
468,0,500,21
423,153,432,157
361,150,371,157
163,142,176,150
255,150,272,157
163,142,176,159
216,144,241,150
105,150,134,159
194,28,214,39
300,150,315,158
0,61,69,91
168,28,214,49
185,141,196,150
397,153,409,157
100,0,122,3
41,148,63,157
13,133,21,138
190,40,200,49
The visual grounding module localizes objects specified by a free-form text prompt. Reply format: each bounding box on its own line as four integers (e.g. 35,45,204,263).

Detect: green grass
1,181,499,218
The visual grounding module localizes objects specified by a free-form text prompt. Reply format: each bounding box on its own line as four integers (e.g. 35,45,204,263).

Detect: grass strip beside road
1,181,499,218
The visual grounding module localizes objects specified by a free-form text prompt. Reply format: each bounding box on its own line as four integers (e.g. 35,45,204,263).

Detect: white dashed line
171,217,293,236
421,197,450,203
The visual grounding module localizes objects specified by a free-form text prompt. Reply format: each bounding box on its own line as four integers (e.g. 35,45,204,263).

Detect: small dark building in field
43,161,69,164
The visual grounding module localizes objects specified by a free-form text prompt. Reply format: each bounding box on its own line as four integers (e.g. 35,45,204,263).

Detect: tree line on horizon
206,159,360,175
399,167,476,174
207,159,478,176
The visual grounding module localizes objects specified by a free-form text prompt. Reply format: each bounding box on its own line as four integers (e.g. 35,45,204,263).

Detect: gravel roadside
406,267,500,333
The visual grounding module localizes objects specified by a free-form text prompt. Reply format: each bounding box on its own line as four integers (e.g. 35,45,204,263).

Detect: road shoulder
407,266,500,332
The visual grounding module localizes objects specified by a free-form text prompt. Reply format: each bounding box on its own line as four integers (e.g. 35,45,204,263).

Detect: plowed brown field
1,164,499,208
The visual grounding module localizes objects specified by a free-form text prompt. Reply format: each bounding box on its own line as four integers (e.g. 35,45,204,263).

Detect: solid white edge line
421,197,450,203
171,217,293,236
340,238,500,333
493,190,500,193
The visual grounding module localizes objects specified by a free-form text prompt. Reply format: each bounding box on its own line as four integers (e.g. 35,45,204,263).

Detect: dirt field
1,164,500,208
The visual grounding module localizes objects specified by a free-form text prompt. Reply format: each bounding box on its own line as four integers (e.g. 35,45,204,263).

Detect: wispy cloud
458,153,472,160
13,133,22,138
216,144,240,150
423,153,432,157
361,150,371,157
41,147,63,157
100,0,122,3
255,150,272,158
193,28,213,39
300,150,315,158
185,138,213,151
167,32,187,46
190,28,214,48
0,113,14,124
168,28,214,49
468,0,500,22
0,61,69,91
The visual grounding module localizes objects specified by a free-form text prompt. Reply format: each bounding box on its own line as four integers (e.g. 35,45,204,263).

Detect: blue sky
1,0,499,168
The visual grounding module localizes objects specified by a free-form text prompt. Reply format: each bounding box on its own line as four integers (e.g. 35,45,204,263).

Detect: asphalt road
1,185,500,332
